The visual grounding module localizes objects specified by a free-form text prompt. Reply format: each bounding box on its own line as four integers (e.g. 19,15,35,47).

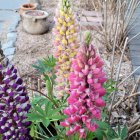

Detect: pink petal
93,83,101,89
67,96,78,104
60,121,70,127
98,77,107,83
96,60,104,68
95,88,106,96
87,79,94,84
79,129,86,138
81,115,88,123
95,98,105,107
93,68,100,75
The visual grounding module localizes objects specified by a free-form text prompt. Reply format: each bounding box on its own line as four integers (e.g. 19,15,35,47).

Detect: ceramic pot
22,10,49,35
20,3,37,15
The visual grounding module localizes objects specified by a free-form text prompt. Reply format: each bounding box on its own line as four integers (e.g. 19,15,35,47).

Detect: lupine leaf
42,119,50,128
121,126,128,140
118,125,121,137
27,113,44,121
96,121,110,130
34,105,45,116
94,128,104,140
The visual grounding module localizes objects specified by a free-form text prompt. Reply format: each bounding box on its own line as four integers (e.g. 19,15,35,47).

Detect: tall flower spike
53,0,79,98
61,32,107,138
0,59,31,140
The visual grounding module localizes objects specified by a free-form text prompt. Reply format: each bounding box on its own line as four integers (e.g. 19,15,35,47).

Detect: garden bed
10,0,140,139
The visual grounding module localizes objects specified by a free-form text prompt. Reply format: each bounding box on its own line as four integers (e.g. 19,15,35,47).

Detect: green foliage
92,121,128,140
103,79,117,103
27,96,65,125
32,55,56,74
104,79,116,94
30,56,128,140
27,96,66,139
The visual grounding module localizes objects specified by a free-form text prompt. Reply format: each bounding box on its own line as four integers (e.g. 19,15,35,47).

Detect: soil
13,0,56,76
12,0,139,139
27,11,45,16
23,4,35,8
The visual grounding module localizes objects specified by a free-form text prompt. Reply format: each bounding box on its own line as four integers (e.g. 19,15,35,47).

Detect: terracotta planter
22,10,49,35
20,3,37,15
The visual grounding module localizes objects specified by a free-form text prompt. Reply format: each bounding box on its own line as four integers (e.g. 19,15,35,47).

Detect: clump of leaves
27,96,66,140
86,121,128,140
32,55,56,74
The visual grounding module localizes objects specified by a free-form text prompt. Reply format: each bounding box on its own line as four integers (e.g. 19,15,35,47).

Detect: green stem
27,87,59,109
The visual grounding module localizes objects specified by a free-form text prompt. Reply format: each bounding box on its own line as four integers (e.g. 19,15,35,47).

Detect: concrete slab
133,66,140,75
0,0,28,10
0,11,20,32
131,56,140,66
3,47,15,56
129,50,140,57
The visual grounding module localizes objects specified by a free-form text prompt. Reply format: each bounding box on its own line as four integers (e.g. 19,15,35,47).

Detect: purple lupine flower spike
0,59,31,140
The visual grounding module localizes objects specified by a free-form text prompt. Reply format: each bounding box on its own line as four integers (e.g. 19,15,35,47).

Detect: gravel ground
11,1,139,138
13,0,56,76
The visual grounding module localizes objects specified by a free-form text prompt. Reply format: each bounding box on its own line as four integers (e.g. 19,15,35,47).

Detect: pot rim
20,3,37,10
23,10,49,19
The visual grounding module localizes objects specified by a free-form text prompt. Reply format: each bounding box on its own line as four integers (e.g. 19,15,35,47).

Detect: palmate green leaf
34,105,46,116
96,121,110,130
43,55,56,68
47,107,62,117
50,114,66,121
86,131,96,140
94,128,104,140
45,102,53,116
30,123,38,138
32,59,50,73
103,79,117,94
104,128,119,140
121,126,128,140
42,119,50,128
26,113,44,121
118,125,121,137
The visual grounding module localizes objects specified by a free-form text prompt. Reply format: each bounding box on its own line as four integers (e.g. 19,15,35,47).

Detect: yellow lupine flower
72,46,78,49
58,18,63,24
62,55,68,59
56,26,60,30
67,22,72,26
65,14,69,19
60,30,65,35
70,29,75,34
68,38,73,43
63,22,67,27
58,56,62,61
64,74,69,78
70,52,76,58
62,39,67,45
60,10,64,16
57,46,62,50
66,31,69,36
55,37,60,42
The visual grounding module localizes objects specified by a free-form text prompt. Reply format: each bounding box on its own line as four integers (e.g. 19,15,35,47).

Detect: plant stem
27,87,59,109
108,37,128,123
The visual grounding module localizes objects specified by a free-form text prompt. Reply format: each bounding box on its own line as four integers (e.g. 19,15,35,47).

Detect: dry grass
77,0,140,139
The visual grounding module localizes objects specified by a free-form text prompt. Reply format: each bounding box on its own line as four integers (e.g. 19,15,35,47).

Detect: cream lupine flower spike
53,0,79,98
